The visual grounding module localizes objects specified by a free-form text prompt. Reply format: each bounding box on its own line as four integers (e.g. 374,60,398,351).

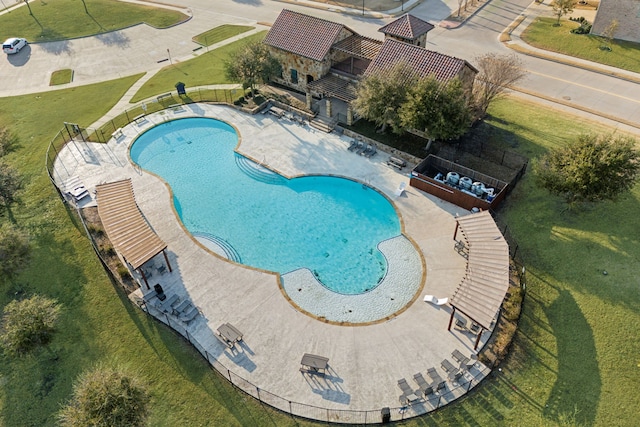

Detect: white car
3,38,28,54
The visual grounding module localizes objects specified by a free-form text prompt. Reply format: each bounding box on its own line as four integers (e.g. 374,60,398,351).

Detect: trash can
381,407,390,424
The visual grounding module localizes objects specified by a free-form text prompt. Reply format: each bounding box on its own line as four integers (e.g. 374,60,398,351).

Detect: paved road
2,0,640,130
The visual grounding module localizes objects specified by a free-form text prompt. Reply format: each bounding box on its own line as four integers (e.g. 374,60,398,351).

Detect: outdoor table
300,353,329,374
217,323,242,345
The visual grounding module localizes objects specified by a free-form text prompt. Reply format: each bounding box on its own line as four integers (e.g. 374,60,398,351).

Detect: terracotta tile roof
364,39,472,82
264,9,350,61
378,14,435,40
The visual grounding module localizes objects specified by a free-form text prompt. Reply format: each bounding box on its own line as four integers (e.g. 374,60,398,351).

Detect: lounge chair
63,176,90,202
361,144,374,157
424,295,448,305
452,349,474,371
356,143,368,155
427,367,445,391
350,140,364,152
413,372,434,396
397,378,420,404
364,145,377,158
179,305,199,324
347,138,359,151
441,359,463,382
157,294,179,313
395,182,406,197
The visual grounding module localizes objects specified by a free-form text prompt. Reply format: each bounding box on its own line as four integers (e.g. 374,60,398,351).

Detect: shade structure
95,179,167,270
450,211,509,330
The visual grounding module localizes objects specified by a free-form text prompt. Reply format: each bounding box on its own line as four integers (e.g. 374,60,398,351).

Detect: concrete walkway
54,103,493,421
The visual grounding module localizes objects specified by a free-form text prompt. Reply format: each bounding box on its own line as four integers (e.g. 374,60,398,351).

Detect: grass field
130,31,266,103
2,83,639,425
0,0,188,42
1,37,639,427
193,25,255,46
49,69,73,86
521,17,640,73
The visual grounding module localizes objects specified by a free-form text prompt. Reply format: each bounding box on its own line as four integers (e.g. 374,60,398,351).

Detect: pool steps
192,232,242,263
234,154,286,185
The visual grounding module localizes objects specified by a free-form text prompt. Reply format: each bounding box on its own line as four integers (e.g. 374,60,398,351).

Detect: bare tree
472,53,527,118
600,19,619,51
552,0,575,26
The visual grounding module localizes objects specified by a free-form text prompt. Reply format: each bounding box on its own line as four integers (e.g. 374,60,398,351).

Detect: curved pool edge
127,115,425,325
281,235,425,325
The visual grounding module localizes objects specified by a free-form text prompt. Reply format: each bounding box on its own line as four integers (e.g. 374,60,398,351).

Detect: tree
552,0,575,26
0,127,19,158
400,76,472,150
0,162,23,209
0,295,60,355
224,41,282,96
472,53,527,118
59,366,150,427
534,133,640,205
600,19,619,51
352,61,417,134
0,223,31,284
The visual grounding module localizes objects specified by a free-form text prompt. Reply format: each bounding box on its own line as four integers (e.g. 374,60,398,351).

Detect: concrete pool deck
53,103,494,421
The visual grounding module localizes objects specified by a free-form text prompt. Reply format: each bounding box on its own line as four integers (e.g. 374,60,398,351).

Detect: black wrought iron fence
45,94,526,425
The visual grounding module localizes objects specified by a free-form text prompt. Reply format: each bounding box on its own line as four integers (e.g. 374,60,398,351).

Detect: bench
386,156,407,170
133,114,146,125
157,93,172,102
111,128,124,140
168,103,184,112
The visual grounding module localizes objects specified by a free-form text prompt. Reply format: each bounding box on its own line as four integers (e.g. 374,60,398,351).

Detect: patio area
52,103,499,422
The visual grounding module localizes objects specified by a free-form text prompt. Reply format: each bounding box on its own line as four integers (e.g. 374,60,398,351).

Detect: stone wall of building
592,0,640,43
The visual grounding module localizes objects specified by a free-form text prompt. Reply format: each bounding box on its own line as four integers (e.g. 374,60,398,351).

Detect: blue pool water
130,117,401,294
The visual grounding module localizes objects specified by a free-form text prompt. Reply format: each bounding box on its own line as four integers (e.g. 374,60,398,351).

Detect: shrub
0,223,31,284
58,365,150,427
117,266,131,280
0,295,61,355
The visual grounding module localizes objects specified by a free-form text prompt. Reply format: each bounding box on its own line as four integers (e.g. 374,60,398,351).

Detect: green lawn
49,69,73,86
193,24,255,46
521,17,640,73
1,76,639,426
130,31,266,103
0,0,188,42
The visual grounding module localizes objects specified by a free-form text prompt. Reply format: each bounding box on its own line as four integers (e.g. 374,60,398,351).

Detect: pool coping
52,103,495,420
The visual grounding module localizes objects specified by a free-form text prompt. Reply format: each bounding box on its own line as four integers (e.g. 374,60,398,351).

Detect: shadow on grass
0,230,92,426
543,290,600,426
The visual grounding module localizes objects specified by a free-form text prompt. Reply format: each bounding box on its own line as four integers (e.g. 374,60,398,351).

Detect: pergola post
474,327,484,350
453,221,460,241
306,92,312,110
139,269,150,289
347,106,353,126
162,249,173,273
325,99,332,117
447,307,456,331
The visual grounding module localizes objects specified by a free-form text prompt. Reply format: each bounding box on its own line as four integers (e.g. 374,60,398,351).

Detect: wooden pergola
448,211,510,349
95,179,172,289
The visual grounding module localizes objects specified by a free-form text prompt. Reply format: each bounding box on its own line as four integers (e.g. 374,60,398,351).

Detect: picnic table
217,323,243,345
300,353,329,374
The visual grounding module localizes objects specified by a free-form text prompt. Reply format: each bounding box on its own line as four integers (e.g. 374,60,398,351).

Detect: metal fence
45,96,528,425
130,298,495,424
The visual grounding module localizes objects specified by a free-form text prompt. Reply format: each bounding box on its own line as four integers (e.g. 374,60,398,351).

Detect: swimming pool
130,118,402,295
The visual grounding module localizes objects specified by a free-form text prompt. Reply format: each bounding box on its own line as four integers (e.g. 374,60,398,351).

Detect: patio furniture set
397,349,477,405
148,284,200,325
